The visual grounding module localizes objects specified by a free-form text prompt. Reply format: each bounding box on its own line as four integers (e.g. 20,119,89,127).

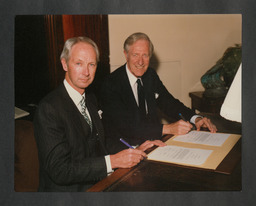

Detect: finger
203,119,214,130
151,140,166,146
137,143,152,151
178,120,191,128
196,117,208,127
177,126,190,135
179,119,193,128
207,120,217,132
196,124,201,131
200,118,217,133
144,143,154,151
139,145,151,152
133,155,142,163
139,140,152,147
139,140,166,151
144,142,154,148
208,123,217,133
130,153,146,163
183,124,193,133
132,149,147,157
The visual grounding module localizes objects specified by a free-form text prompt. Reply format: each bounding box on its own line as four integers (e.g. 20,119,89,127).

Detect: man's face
124,39,150,78
61,42,97,94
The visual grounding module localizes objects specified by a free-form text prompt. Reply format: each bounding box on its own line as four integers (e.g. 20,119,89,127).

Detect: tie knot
137,78,143,87
80,96,86,107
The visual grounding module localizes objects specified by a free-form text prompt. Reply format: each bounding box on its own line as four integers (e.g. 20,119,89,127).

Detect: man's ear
124,50,128,61
61,58,68,71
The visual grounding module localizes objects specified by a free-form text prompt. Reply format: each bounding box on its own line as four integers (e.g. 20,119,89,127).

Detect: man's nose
82,65,89,76
138,56,144,65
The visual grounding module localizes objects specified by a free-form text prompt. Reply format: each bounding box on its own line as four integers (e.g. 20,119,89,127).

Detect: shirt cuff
190,115,203,124
104,155,114,174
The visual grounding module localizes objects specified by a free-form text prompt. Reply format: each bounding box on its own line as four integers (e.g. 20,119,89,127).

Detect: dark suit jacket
100,64,196,153
34,83,108,192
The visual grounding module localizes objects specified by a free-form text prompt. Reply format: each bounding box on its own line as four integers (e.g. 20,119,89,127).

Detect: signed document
147,145,213,166
148,132,241,170
173,131,230,146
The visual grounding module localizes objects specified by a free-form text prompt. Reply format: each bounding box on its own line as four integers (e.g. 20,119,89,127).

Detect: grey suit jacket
34,83,108,192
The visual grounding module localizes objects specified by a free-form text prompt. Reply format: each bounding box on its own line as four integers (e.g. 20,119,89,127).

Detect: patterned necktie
80,97,93,130
137,78,147,117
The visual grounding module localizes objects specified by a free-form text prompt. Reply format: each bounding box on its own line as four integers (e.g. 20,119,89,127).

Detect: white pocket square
98,110,103,119
155,93,159,99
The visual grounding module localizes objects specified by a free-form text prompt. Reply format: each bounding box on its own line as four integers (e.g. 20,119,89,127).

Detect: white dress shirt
63,80,113,174
126,65,148,113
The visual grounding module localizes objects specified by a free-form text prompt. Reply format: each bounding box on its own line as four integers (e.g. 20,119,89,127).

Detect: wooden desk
87,114,241,192
189,91,225,114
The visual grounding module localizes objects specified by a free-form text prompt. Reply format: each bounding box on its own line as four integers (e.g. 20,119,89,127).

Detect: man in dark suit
34,36,165,192
100,32,217,153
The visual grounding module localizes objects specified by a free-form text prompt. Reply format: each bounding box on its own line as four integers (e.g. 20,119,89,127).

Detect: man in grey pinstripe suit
34,36,165,192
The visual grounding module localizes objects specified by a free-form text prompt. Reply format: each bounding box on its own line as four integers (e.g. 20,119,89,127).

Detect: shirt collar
126,64,139,87
63,79,84,106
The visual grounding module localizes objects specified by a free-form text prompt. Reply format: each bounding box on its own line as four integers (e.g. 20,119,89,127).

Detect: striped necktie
80,97,93,130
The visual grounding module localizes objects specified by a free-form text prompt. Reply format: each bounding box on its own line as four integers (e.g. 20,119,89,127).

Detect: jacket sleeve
151,69,196,121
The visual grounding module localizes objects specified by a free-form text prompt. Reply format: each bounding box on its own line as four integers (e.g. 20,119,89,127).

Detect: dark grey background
1,0,255,205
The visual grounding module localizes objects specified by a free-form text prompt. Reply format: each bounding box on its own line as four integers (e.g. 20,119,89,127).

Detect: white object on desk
173,131,230,147
220,64,241,122
15,107,29,119
148,145,213,166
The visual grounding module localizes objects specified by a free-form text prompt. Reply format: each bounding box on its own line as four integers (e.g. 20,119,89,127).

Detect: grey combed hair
123,32,154,57
60,36,100,62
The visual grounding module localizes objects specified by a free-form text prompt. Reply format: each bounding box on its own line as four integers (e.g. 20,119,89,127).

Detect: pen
120,138,135,149
179,113,186,121
120,138,148,160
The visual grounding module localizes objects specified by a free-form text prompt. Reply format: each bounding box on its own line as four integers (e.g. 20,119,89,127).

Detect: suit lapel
142,68,156,115
60,83,91,139
86,92,108,155
86,93,103,136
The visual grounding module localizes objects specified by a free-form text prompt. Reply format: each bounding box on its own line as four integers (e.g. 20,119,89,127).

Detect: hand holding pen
179,113,217,132
162,113,193,135
110,139,147,169
109,138,166,169
179,113,196,131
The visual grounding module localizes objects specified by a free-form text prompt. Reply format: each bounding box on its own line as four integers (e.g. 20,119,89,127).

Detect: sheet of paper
15,107,29,119
173,131,230,146
148,145,213,166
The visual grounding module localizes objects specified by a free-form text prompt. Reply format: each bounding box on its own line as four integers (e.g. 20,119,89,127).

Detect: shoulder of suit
38,83,67,106
110,64,126,77
103,64,126,84
142,67,159,80
146,67,158,75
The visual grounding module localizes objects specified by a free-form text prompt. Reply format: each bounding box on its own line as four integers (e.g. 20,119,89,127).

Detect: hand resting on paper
195,117,217,133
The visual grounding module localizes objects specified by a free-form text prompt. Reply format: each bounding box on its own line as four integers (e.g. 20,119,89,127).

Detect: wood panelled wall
15,15,110,108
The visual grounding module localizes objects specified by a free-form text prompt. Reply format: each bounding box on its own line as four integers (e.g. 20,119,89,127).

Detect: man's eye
76,63,81,66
